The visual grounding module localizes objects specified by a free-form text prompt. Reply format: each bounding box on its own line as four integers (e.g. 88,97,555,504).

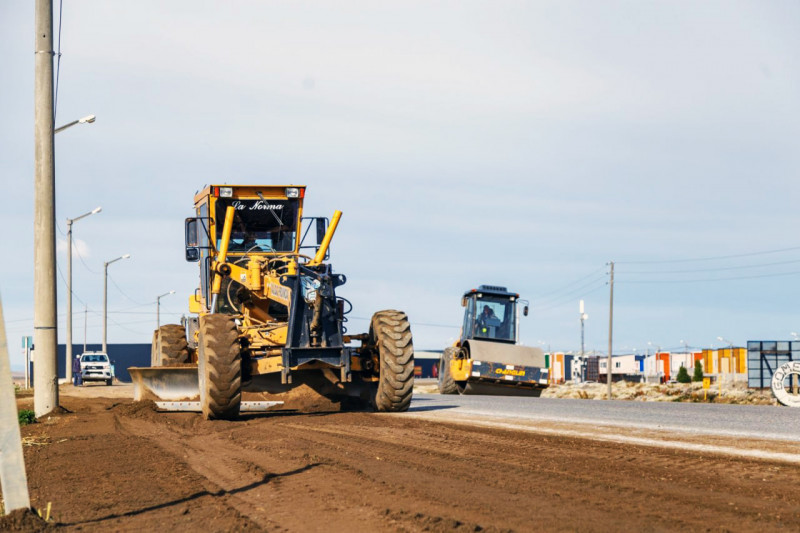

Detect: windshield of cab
81,354,109,363
215,198,299,253
473,296,516,342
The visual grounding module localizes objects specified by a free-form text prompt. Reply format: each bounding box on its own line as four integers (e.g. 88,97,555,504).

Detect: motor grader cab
129,185,414,419
438,285,549,396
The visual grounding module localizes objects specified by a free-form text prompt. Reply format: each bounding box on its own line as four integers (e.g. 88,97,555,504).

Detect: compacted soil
5,387,800,532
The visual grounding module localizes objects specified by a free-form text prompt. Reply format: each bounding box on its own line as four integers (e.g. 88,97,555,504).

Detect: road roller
438,285,549,396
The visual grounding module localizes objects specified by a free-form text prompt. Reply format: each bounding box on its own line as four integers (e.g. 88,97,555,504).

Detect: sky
2,1,800,370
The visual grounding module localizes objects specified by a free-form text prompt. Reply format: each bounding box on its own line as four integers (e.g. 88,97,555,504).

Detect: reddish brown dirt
9,392,800,532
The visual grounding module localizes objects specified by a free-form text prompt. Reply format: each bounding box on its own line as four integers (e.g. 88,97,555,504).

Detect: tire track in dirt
114,411,450,532
22,395,800,532
114,405,800,532
264,415,800,531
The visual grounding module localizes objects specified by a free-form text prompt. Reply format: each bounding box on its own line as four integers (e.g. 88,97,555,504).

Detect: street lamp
65,206,101,382
647,341,660,379
717,336,734,376
578,300,588,382
156,290,175,329
54,114,96,134
103,254,131,352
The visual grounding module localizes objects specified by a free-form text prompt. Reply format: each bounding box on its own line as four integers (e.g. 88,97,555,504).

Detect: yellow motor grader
129,185,414,419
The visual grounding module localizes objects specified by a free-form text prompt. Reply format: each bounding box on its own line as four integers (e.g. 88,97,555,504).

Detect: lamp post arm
54,119,79,134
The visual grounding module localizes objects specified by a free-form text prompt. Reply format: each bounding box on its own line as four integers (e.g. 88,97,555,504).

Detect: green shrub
676,366,691,383
692,360,704,382
18,409,36,426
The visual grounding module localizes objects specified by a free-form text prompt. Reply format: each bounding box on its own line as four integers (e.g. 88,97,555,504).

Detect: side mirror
185,218,199,247
185,218,200,262
523,305,529,316
461,297,467,307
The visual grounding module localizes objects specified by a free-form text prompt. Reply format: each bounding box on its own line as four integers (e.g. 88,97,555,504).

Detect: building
589,354,644,383
700,347,747,382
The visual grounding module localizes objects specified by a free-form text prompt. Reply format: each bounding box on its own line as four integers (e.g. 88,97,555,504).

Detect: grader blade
129,367,199,402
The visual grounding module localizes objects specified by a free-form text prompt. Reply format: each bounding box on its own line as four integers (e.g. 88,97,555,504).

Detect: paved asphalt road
409,393,800,442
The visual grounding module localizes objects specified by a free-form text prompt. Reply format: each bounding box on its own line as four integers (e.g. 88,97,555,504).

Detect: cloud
56,238,92,259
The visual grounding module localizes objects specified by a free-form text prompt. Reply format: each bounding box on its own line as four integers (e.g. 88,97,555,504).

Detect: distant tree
676,365,691,384
692,360,704,382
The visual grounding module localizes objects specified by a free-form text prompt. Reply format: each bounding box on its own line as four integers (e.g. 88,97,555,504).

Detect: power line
534,275,607,308
616,245,800,265
73,244,101,275
348,316,457,329
54,0,64,118
618,258,800,275
533,283,607,312
106,272,149,307
531,266,606,300
617,270,800,283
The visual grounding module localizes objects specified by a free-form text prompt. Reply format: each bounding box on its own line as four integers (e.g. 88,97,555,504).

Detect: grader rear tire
152,325,189,366
370,310,414,412
198,314,241,420
438,347,458,394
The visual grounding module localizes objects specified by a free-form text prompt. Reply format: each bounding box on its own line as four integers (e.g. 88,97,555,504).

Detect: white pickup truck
80,352,113,386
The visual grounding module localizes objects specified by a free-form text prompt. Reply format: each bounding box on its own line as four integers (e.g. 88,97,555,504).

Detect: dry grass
542,380,777,405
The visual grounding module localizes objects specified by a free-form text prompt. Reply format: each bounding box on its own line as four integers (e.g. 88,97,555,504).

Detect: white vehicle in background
80,352,113,386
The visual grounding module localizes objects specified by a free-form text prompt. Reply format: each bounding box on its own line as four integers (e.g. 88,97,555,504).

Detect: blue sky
2,1,800,369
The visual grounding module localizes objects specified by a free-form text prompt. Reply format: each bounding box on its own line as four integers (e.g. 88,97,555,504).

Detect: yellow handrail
308,210,342,266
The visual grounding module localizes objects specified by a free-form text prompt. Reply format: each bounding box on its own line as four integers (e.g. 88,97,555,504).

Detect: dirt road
6,387,800,531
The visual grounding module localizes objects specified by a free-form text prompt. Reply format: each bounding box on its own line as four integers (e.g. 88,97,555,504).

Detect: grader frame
130,185,414,419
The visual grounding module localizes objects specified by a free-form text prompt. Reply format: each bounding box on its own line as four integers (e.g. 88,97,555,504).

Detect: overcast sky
2,1,800,369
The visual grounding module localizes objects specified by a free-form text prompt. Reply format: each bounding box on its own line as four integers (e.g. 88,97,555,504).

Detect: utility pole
103,254,130,352
0,296,32,513
65,207,101,382
579,300,588,383
33,0,58,417
607,261,614,400
156,290,175,329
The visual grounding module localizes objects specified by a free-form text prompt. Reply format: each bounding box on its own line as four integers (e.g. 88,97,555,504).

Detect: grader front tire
152,325,189,366
438,347,458,394
370,310,414,412
198,314,242,420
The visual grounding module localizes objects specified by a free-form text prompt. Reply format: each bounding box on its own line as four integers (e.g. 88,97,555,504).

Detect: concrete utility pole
156,291,175,329
156,290,175,329
103,254,130,352
579,299,588,383
65,207,101,382
33,0,58,417
0,296,32,513
83,305,88,352
607,261,614,400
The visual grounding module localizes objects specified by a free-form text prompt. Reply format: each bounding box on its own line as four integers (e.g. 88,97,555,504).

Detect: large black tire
438,347,458,394
152,325,189,366
198,314,241,420
370,310,414,412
